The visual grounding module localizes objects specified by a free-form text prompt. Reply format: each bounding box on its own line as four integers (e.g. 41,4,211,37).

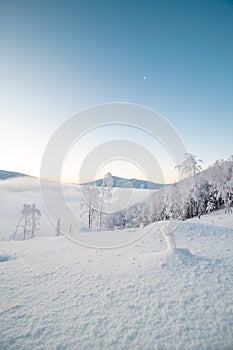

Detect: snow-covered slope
0,210,233,349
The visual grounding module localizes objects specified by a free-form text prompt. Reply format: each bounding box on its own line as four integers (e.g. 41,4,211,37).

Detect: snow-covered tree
31,204,41,239
80,184,100,229
176,153,203,179
13,204,41,240
98,173,113,231
22,204,32,240
88,156,233,231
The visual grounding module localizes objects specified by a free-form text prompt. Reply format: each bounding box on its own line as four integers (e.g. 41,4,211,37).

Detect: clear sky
0,0,233,183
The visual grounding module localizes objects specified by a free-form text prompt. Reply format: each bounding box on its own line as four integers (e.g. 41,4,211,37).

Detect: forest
85,154,233,230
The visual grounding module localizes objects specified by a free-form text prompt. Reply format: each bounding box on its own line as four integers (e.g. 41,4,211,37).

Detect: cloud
0,177,150,242
0,178,82,240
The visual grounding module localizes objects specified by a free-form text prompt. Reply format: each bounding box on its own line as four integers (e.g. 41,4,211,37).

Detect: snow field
1,211,233,349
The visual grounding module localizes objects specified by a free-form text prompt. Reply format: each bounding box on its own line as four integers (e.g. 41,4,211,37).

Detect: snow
1,210,233,349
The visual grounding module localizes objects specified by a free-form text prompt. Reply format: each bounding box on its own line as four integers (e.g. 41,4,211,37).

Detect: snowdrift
1,210,233,349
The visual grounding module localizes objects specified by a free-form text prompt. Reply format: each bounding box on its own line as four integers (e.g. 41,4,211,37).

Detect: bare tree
31,204,41,239
69,224,72,235
98,173,113,231
13,204,41,240
56,218,61,236
80,184,100,229
22,204,32,240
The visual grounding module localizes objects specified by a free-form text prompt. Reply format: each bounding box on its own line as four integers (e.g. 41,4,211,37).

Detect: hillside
0,170,29,180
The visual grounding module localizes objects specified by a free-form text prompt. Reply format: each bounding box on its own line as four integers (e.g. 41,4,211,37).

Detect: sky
0,0,233,183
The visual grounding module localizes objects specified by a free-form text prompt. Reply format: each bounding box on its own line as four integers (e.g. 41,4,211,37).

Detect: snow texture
1,210,233,349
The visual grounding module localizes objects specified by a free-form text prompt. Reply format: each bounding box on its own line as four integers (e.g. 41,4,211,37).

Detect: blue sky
0,0,233,182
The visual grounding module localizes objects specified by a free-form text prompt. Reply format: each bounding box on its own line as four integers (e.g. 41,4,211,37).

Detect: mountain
0,170,29,180
0,171,164,189
83,176,164,189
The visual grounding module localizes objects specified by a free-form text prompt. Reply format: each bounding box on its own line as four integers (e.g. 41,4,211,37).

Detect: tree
31,204,41,239
80,184,100,229
69,224,72,235
176,153,203,179
13,204,41,240
176,153,203,218
98,173,113,231
56,218,61,236
22,204,32,240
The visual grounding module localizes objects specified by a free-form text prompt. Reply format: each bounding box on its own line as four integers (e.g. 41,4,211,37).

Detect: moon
143,76,147,80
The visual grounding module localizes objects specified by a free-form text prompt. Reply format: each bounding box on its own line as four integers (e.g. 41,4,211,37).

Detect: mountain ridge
0,170,30,180
0,170,165,189
82,176,164,189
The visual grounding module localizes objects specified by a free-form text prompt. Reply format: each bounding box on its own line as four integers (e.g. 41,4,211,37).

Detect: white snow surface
1,210,233,349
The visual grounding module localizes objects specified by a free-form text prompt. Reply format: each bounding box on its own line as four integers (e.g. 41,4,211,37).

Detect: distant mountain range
0,170,29,180
83,176,164,190
0,170,165,189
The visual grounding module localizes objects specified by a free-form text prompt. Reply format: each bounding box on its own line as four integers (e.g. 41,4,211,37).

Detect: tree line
103,154,233,229
10,155,233,238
